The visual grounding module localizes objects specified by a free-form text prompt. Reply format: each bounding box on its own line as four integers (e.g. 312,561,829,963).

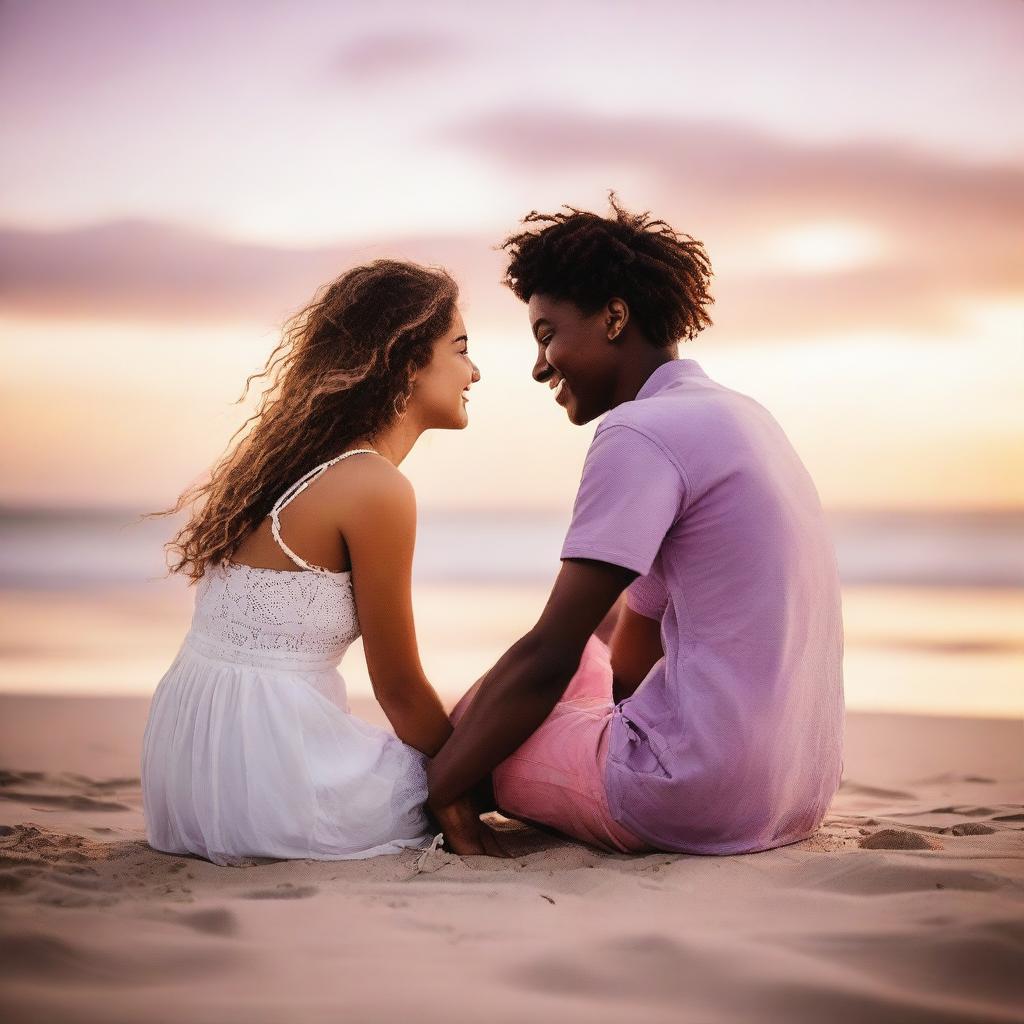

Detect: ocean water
0,507,1021,717
3,506,1023,590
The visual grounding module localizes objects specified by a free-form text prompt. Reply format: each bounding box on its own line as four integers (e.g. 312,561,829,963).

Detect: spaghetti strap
269,448,382,574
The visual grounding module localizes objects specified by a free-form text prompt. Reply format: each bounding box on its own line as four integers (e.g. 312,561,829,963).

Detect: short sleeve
626,572,669,621
560,424,686,577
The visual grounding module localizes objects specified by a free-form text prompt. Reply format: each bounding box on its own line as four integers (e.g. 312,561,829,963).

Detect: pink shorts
450,635,651,854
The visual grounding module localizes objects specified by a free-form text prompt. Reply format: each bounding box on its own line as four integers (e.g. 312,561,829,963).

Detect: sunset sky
1,0,1021,513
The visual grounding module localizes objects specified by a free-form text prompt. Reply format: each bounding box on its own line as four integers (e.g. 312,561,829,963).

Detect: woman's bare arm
609,603,664,704
341,462,453,757
338,462,506,856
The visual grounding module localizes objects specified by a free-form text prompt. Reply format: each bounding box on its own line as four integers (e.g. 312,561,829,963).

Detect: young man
427,196,845,856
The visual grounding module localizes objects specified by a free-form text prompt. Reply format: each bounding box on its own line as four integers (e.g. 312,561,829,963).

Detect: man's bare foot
429,797,511,857
477,822,513,858
429,796,486,855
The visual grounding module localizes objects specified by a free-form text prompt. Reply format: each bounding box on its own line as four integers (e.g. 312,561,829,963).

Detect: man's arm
426,558,637,808
609,602,664,704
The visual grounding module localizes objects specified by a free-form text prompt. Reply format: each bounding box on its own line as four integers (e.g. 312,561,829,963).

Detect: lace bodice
190,563,360,661
187,448,385,665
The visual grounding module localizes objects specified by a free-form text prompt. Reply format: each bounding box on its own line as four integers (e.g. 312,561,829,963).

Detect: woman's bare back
229,452,384,573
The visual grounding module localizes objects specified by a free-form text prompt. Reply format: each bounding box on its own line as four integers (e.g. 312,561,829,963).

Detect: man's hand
427,558,637,808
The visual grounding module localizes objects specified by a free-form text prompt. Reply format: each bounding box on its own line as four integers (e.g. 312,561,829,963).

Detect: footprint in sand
0,927,238,982
176,907,239,937
0,791,131,812
943,822,997,836
65,773,140,790
915,772,998,785
928,806,999,817
858,828,943,851
0,770,43,785
0,771,135,812
241,883,318,900
0,870,35,894
839,782,914,801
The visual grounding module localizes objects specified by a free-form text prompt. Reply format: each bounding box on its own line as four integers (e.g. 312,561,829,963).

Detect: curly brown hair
500,192,714,346
148,259,459,583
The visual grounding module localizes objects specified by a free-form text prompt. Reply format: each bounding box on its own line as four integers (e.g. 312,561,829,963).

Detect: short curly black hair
500,192,714,347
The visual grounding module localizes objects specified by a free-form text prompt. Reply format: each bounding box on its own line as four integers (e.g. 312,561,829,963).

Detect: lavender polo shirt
560,358,845,854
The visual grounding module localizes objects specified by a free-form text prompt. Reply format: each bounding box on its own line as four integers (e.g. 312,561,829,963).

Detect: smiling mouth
551,377,569,405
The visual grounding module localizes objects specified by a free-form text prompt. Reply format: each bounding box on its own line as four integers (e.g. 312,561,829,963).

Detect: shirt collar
635,358,708,401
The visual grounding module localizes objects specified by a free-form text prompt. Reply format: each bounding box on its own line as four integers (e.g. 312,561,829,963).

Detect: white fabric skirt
141,634,434,866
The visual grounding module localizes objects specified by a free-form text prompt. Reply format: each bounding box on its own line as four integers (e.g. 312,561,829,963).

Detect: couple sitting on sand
141,196,845,865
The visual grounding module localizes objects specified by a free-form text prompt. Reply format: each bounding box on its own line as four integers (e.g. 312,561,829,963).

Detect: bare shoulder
318,452,416,527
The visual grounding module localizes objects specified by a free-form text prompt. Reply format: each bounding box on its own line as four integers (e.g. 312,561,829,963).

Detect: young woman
141,259,496,865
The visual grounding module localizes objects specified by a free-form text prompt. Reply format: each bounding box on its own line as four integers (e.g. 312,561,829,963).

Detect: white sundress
141,449,438,866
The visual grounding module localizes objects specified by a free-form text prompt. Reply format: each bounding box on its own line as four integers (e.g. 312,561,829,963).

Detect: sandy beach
2,1,1022,1021
0,695,1021,1023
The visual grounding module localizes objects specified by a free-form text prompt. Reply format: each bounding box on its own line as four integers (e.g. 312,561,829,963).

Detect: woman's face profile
408,307,481,430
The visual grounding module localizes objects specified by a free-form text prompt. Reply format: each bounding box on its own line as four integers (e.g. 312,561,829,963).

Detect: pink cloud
1,216,1006,341
0,220,504,325
3,107,1022,343
440,109,1023,242
333,30,469,82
